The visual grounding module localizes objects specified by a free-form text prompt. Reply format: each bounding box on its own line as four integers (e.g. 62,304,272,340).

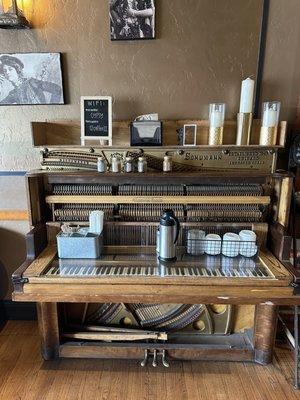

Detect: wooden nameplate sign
81,96,112,146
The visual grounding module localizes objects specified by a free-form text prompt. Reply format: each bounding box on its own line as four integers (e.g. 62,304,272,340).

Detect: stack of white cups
186,229,258,258
239,230,257,257
205,234,222,255
187,230,206,255
222,232,240,257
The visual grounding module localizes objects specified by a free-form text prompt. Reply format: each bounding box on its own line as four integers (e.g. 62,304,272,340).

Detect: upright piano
12,135,300,367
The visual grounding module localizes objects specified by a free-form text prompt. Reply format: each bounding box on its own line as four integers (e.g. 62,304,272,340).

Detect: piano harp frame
12,153,300,366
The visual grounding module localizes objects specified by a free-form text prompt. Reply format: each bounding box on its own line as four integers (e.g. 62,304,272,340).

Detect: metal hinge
12,276,29,285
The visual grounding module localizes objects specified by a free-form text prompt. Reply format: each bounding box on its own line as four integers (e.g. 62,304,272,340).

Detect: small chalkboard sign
81,96,112,146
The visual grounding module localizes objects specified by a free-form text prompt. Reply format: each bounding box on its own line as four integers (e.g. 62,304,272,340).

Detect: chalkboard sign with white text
81,96,112,145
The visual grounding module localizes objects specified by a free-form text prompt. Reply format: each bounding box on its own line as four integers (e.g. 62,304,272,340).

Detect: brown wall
0,0,264,170
261,0,300,123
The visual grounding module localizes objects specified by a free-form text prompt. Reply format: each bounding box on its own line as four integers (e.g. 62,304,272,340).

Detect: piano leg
253,303,278,365
37,302,60,360
294,305,299,389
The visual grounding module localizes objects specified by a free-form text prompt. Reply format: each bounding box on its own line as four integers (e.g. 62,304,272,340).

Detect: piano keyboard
44,259,274,279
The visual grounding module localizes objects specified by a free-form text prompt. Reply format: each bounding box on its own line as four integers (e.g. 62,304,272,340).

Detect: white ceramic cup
205,234,222,255
222,232,240,257
239,230,257,257
187,229,206,255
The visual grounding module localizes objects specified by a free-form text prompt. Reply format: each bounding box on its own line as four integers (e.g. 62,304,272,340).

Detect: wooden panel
45,195,271,205
24,245,57,277
31,119,287,147
13,283,297,305
26,175,48,226
0,210,28,221
277,177,293,228
278,121,288,146
259,251,292,280
59,343,254,362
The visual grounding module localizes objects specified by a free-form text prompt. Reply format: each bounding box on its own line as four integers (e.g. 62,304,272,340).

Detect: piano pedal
140,349,170,368
140,349,148,367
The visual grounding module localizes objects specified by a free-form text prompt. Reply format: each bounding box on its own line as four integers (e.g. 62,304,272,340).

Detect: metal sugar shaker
138,157,147,173
111,156,121,173
163,156,172,172
97,156,107,173
124,156,133,173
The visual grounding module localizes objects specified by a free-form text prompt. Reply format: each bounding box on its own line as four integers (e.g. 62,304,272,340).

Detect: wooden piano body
11,124,300,366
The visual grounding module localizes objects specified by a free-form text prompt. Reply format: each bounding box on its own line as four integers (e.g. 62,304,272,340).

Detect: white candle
209,103,225,128
89,210,104,235
239,78,255,113
262,102,280,127
210,111,223,128
262,110,277,127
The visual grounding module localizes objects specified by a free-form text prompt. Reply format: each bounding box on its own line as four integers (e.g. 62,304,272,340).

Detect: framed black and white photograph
110,0,155,41
0,53,64,105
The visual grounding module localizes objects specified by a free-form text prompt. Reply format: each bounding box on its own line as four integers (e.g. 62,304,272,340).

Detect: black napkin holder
130,121,163,146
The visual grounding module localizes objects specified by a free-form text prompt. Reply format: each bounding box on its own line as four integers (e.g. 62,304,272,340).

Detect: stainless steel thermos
158,209,180,261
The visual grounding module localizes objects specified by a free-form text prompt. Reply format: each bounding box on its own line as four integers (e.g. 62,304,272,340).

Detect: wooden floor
0,321,300,400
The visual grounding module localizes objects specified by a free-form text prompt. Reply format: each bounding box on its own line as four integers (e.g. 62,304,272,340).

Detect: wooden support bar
277,177,293,228
14,284,297,305
0,210,28,221
45,195,271,205
253,304,278,365
36,302,60,360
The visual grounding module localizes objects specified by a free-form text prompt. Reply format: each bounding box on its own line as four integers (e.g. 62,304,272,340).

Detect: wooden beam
0,210,28,221
45,195,271,205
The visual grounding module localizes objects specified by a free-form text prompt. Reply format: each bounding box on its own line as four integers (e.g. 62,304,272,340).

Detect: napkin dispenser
130,121,163,146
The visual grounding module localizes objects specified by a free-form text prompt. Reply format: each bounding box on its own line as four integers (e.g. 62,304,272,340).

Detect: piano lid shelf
45,195,271,205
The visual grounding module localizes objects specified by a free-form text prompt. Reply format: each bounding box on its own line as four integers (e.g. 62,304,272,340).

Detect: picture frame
81,96,113,146
0,52,64,105
110,0,156,41
183,124,197,146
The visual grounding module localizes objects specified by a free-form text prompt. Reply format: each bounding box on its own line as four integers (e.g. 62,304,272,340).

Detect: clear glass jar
111,156,121,173
97,156,107,173
137,157,147,173
124,156,133,173
163,156,172,172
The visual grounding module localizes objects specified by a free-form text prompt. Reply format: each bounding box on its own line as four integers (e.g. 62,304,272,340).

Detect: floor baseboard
1,300,37,321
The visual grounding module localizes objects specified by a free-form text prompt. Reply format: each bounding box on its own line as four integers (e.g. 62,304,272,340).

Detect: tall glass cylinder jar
209,103,225,145
259,101,281,145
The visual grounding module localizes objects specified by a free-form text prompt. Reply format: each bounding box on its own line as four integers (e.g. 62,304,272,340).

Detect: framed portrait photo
110,0,155,41
0,52,64,106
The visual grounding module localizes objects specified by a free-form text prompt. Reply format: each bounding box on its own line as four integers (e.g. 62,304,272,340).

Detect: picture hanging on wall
110,0,155,41
0,53,64,105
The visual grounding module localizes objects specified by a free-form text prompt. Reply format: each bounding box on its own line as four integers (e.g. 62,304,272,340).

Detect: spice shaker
124,156,133,173
138,157,147,173
97,156,107,173
111,156,121,173
163,156,172,172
